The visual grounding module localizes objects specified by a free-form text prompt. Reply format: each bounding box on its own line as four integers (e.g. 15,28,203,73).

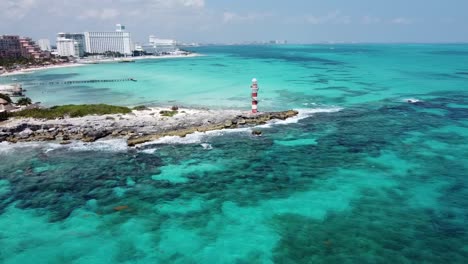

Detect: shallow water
1,45,468,263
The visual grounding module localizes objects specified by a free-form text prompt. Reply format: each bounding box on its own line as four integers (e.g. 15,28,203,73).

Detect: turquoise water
1,44,468,263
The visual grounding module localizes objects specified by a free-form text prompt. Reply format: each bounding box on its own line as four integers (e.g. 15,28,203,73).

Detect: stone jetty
0,108,298,146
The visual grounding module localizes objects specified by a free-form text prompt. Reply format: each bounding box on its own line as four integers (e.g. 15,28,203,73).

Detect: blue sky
1,0,467,43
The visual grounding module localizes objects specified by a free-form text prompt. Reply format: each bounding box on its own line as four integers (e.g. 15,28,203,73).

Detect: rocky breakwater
126,110,298,146
0,108,298,146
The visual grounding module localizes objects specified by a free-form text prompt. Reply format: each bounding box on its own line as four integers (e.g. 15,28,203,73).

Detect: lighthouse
251,78,258,113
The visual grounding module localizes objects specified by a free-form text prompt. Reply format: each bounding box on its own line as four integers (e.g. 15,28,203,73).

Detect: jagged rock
0,109,299,145
224,120,233,128
251,130,262,136
83,130,110,142
18,128,33,138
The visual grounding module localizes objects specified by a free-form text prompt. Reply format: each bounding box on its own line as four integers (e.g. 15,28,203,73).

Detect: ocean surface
1,44,468,263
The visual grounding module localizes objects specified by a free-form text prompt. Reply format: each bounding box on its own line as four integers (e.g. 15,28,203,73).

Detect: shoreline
0,107,298,146
80,53,202,64
0,53,202,77
0,63,86,77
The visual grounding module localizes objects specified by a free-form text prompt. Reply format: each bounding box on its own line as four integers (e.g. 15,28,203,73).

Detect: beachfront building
19,37,49,59
57,38,82,57
56,33,85,57
37,39,51,51
84,24,133,55
0,35,22,59
1,35,49,60
142,35,178,55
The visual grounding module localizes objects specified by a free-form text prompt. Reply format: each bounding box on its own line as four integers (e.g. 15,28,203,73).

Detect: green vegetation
103,51,124,58
133,105,150,111
10,104,131,119
0,57,56,70
16,97,32,105
0,93,12,103
160,110,178,117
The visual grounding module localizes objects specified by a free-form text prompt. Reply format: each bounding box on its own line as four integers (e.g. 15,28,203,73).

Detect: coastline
0,63,86,77
80,53,202,64
0,107,298,146
0,53,202,77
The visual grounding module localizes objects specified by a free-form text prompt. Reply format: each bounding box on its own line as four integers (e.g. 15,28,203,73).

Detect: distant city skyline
1,0,468,44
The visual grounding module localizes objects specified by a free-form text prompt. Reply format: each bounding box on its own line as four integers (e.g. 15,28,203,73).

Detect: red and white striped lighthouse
251,78,258,113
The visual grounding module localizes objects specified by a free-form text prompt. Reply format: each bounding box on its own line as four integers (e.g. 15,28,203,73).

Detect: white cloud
78,8,120,20
180,0,204,8
361,16,381,25
145,0,205,9
390,17,412,25
306,10,352,25
223,12,271,23
0,0,38,19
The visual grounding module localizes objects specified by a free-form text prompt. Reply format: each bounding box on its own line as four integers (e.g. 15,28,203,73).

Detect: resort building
84,24,133,55
0,35,22,59
1,35,49,60
142,35,178,55
19,37,49,59
56,33,85,57
57,38,82,57
37,39,51,51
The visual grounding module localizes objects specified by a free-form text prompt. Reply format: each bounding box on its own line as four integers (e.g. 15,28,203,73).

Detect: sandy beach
0,63,86,77
0,53,201,77
80,53,202,64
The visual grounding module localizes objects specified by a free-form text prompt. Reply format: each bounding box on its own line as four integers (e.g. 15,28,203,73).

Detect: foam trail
201,143,213,150
0,139,129,154
256,107,342,128
403,98,422,103
140,127,252,146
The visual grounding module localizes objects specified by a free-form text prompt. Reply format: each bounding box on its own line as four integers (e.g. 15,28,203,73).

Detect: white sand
0,53,202,77
0,64,86,77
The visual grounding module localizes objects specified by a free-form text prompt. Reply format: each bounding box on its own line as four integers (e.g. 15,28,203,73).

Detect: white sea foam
404,98,422,103
140,127,252,146
139,148,158,154
256,107,342,128
0,139,129,154
201,143,213,150
64,139,129,152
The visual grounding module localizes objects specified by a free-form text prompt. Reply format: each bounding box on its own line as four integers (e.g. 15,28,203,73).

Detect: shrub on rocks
133,105,150,111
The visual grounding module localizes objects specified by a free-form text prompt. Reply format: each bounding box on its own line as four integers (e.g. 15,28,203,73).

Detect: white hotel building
57,38,82,57
142,35,178,55
56,33,85,57
84,24,133,55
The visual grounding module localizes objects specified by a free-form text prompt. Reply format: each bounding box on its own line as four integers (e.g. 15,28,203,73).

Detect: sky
1,0,467,44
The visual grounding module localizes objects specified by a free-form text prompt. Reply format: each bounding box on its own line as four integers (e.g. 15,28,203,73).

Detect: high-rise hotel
56,33,86,57
84,24,133,55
